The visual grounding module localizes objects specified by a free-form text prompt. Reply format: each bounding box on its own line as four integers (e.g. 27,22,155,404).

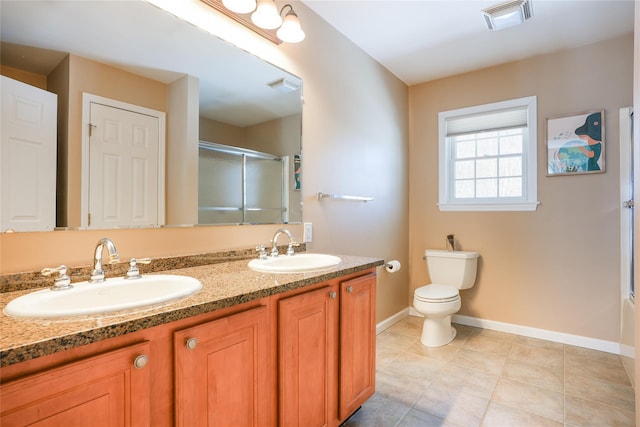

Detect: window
438,96,539,211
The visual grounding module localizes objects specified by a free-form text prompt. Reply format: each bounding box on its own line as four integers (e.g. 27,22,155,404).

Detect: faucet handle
125,258,152,280
286,240,300,256
41,265,73,291
256,245,268,260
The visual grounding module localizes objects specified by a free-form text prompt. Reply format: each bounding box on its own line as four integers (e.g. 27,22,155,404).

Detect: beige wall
0,65,47,89
48,56,71,226
200,117,245,146
409,34,634,342
166,74,199,226
0,2,410,324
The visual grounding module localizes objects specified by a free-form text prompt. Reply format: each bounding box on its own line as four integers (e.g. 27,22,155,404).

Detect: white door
89,102,160,229
0,76,57,232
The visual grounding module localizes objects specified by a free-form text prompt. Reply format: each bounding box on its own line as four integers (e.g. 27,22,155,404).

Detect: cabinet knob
133,354,148,369
329,291,337,299
346,286,353,293
186,337,198,350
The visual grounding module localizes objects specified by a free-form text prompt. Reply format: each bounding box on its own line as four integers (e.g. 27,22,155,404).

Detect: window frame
438,96,539,212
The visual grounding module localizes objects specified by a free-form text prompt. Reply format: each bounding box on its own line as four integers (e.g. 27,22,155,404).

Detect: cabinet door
0,341,151,426
339,273,376,420
174,305,270,427
279,285,338,427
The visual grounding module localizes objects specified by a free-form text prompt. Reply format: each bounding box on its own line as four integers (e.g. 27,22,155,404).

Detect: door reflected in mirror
0,0,303,231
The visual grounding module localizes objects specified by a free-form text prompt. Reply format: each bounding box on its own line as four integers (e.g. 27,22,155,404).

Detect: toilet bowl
413,250,479,347
413,284,461,347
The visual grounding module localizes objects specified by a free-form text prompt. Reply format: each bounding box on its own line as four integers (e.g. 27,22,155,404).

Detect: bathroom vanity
0,254,382,426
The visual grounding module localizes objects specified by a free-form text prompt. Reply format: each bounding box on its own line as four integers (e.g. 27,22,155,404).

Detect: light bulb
251,0,282,29
276,10,305,43
222,0,256,14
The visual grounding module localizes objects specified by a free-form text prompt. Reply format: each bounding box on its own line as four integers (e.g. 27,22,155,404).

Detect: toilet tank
425,249,479,290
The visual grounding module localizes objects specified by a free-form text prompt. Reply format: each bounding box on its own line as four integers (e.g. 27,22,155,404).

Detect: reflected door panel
89,102,159,229
0,76,57,232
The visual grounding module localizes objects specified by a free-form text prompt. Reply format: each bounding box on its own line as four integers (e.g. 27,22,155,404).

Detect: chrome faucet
90,238,120,283
270,228,298,257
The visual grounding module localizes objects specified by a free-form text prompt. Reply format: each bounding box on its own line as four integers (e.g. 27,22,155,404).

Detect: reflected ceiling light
251,0,282,30
276,4,305,43
482,0,533,30
222,0,256,14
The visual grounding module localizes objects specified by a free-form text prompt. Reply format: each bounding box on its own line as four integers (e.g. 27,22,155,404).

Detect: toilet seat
415,284,459,303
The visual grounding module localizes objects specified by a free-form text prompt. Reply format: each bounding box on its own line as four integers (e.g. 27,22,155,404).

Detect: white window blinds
445,106,528,137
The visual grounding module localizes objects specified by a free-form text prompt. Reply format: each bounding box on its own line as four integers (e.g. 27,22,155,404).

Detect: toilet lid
415,284,459,303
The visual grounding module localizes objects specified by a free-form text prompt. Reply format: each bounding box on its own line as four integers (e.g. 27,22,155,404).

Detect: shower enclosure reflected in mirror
0,0,302,231
199,142,293,225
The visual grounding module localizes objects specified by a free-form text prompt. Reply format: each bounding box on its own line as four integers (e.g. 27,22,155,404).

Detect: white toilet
413,249,479,347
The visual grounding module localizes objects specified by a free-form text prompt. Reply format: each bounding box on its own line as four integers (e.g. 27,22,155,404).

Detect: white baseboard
383,307,622,355
453,314,621,354
376,307,410,335
620,343,635,359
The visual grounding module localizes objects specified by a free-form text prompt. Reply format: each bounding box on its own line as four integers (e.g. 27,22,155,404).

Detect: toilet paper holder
385,260,401,273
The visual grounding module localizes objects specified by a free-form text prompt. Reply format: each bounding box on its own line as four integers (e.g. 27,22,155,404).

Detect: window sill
437,201,540,212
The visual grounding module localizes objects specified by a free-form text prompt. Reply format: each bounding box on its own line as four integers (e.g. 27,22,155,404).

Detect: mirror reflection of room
0,0,302,232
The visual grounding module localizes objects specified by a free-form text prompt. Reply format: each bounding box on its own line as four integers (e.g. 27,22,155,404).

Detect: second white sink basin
4,274,202,318
248,253,342,274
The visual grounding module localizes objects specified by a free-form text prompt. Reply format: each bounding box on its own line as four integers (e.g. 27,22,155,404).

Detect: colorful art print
546,110,605,176
294,154,301,190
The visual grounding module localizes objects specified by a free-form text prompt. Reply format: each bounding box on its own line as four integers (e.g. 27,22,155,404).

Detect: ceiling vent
268,77,299,93
482,0,533,31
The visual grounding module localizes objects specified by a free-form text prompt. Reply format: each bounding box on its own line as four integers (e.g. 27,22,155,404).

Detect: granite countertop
0,254,383,367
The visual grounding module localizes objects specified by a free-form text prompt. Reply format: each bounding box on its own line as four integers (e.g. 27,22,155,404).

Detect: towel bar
317,192,373,202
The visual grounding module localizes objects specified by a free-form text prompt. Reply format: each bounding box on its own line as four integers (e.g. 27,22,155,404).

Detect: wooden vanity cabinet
0,268,377,427
278,284,339,427
173,304,271,427
339,273,376,420
0,300,270,427
0,341,152,426
277,271,377,427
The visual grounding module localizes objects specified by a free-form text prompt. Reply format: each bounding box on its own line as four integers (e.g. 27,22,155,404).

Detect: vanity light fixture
202,0,304,43
482,0,533,30
251,1,305,43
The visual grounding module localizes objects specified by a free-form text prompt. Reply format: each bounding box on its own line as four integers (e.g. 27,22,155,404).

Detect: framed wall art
294,154,301,190
546,110,605,176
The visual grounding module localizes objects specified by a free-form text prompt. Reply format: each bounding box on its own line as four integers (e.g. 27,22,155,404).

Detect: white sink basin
248,253,342,274
4,275,202,318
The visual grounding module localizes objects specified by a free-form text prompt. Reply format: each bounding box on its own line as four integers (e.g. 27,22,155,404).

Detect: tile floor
344,316,636,427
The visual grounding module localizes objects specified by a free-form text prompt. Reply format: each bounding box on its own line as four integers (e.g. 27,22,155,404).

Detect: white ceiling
302,0,635,85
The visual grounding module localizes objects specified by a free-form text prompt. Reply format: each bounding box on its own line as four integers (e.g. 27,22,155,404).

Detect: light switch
303,222,312,242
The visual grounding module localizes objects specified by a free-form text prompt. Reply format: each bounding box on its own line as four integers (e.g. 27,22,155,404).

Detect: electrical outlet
303,222,313,243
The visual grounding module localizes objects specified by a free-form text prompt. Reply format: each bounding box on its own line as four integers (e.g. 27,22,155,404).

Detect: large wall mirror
0,0,302,232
